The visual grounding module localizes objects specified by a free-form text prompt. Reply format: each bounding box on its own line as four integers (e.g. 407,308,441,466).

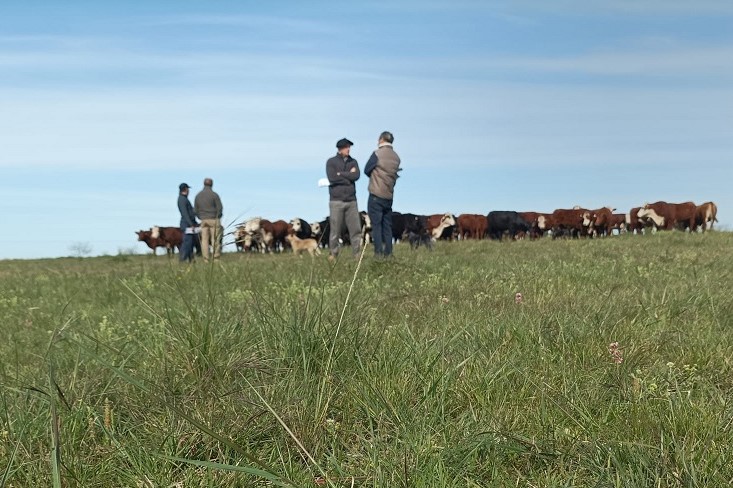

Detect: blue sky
2,0,732,258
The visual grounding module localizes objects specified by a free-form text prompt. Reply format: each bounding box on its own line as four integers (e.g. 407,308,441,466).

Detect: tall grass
1,232,732,486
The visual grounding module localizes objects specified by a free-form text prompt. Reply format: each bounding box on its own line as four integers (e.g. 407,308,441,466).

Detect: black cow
391,212,406,242
408,231,433,250
486,211,531,240
315,215,363,247
290,218,312,240
402,213,432,249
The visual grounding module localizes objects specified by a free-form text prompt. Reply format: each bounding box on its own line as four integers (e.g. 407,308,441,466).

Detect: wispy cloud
483,45,733,77
2,35,731,87
506,0,733,15
145,13,329,33
0,42,398,85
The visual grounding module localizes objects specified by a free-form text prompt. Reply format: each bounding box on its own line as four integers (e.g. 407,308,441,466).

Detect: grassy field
1,232,732,487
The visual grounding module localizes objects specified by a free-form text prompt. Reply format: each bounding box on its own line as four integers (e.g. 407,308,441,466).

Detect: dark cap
179,183,191,191
336,138,354,149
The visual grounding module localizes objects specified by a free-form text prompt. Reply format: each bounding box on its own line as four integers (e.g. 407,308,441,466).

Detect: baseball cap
336,138,354,149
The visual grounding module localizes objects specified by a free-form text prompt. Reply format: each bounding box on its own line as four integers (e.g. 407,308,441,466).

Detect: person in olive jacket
325,138,362,259
364,131,401,257
194,178,224,262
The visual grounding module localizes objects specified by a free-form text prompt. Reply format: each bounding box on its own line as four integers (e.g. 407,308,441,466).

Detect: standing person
177,183,197,263
326,138,362,261
365,131,401,258
194,178,224,262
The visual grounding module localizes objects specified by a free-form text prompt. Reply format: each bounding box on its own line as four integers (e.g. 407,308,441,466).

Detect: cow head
244,217,262,234
136,230,149,241
290,218,303,233
234,226,248,241
537,215,547,230
637,207,665,227
582,211,593,227
310,221,321,236
431,213,455,239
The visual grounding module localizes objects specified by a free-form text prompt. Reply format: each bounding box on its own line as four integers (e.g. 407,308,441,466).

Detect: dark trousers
180,229,195,262
368,194,393,256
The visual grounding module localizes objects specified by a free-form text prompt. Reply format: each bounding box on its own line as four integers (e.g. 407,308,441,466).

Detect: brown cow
589,207,621,236
626,207,644,234
609,214,627,234
136,230,170,255
457,214,488,240
236,217,276,253
152,226,183,251
518,212,540,227
637,201,697,231
518,212,552,239
426,213,457,240
272,219,290,251
550,208,592,238
695,201,718,232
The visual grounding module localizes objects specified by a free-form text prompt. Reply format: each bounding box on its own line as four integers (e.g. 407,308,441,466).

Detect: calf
402,213,432,249
408,231,433,250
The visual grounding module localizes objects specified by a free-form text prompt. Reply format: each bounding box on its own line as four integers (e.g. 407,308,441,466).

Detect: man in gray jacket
326,138,362,260
194,178,223,262
365,131,401,257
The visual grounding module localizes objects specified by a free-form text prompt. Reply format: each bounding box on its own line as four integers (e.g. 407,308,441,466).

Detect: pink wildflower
608,342,623,364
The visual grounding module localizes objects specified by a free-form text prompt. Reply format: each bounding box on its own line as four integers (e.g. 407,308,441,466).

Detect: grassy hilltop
1,232,732,487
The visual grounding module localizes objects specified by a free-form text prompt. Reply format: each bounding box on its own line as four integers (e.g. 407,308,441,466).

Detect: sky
2,0,732,259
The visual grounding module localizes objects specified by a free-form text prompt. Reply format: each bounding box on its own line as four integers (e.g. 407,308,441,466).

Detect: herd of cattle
136,200,719,255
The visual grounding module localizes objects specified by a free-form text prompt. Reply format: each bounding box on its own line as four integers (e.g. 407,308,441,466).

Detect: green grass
1,232,733,487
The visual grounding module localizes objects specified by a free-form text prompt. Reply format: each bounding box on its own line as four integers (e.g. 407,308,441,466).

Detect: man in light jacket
194,178,224,262
364,131,401,258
